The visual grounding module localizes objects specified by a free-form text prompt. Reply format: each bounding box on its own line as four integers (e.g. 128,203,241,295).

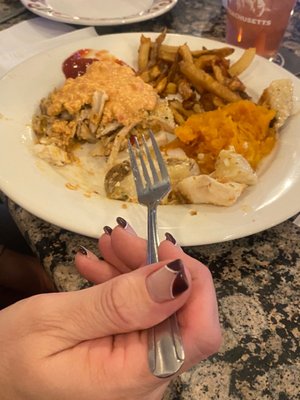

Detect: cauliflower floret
212,147,257,185
176,174,246,206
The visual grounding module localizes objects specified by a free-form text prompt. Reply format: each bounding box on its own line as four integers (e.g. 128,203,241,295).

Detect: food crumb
240,204,253,213
122,203,128,209
189,210,198,216
65,182,79,190
0,113,9,121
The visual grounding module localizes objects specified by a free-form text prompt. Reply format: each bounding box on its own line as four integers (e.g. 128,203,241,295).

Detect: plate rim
19,0,178,26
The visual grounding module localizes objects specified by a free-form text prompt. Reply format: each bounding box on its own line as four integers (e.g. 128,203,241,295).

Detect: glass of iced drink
223,0,296,59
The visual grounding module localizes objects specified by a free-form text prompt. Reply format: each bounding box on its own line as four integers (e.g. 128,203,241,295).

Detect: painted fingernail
146,259,189,303
78,245,88,256
103,225,113,235
165,232,176,245
116,216,127,229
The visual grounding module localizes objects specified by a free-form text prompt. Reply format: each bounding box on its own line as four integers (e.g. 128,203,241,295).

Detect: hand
0,219,221,400
76,219,221,396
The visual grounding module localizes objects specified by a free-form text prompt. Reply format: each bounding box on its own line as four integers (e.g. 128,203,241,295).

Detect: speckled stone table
1,0,300,399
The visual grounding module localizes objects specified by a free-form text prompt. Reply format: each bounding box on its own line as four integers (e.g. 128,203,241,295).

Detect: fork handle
147,204,185,378
146,203,160,264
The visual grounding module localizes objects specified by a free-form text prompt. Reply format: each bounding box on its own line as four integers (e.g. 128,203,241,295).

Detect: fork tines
128,130,171,199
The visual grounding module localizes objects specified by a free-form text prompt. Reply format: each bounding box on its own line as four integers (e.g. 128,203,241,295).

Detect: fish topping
44,59,158,126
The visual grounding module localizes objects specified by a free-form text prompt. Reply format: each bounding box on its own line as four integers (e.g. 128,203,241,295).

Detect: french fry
170,105,186,125
193,103,204,113
158,46,179,63
194,54,218,69
166,51,180,82
170,100,194,119
229,47,256,77
226,76,246,92
191,47,235,58
137,31,252,121
158,45,235,62
200,93,217,111
149,64,162,80
182,96,197,110
139,70,151,82
139,64,161,83
212,95,226,108
148,28,167,67
178,79,194,100
179,61,242,103
212,63,225,84
165,82,177,94
138,35,151,72
155,76,168,94
178,44,194,64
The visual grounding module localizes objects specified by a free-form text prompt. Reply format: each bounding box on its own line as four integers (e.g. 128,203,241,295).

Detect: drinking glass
222,0,296,59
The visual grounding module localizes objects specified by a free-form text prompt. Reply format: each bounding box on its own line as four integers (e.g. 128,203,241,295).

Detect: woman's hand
0,219,221,400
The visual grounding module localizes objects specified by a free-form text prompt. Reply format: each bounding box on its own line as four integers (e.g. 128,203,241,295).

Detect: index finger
99,222,147,270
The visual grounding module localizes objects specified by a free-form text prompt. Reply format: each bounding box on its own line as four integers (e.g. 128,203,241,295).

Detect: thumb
37,259,191,345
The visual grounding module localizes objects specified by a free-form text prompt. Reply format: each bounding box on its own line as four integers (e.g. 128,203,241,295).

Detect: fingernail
103,226,112,235
78,245,88,256
116,216,127,229
116,217,137,236
165,232,176,245
146,259,189,303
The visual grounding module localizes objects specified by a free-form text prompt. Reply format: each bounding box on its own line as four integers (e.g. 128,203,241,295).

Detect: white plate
20,0,177,26
0,33,299,246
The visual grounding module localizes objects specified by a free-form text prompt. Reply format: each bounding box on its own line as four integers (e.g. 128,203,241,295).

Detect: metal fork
128,130,185,378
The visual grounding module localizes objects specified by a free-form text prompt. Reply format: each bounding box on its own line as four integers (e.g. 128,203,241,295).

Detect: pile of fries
137,30,256,125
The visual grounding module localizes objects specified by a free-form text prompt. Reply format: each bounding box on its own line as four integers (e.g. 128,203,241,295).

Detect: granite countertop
1,0,300,399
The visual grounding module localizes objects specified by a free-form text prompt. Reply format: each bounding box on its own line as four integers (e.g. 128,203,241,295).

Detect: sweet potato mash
173,100,277,174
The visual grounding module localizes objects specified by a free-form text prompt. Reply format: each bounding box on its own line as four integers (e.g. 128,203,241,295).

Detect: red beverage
223,0,296,58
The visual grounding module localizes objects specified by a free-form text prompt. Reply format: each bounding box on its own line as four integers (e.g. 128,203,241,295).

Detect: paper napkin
293,214,300,227
0,17,98,78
